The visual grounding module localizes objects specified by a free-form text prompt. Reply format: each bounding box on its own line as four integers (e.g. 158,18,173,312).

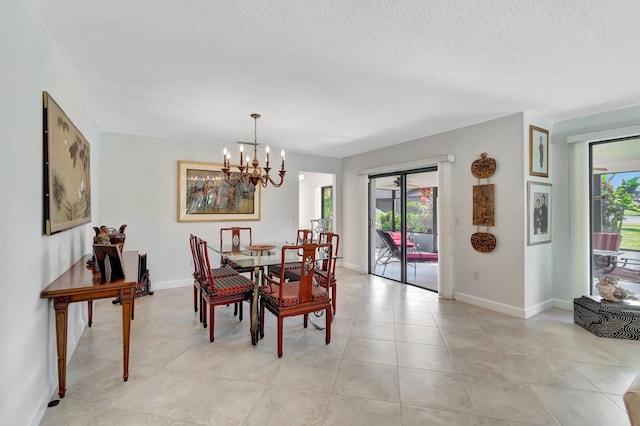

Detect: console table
41,251,139,398
574,295,640,340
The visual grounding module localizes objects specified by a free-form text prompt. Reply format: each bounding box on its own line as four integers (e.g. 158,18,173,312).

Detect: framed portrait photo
529,125,549,177
177,161,261,222
527,181,552,245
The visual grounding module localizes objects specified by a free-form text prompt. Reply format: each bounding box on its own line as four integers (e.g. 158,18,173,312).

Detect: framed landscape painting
527,181,552,245
43,91,91,235
177,161,260,222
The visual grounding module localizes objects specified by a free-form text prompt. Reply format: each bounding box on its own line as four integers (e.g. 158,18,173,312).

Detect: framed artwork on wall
177,161,261,222
43,91,92,235
529,125,549,177
527,181,552,245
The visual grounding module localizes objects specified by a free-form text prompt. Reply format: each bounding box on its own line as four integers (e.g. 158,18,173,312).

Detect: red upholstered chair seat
261,281,329,307
202,274,254,297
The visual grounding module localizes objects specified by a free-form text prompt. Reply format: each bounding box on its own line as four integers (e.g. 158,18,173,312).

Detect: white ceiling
34,1,640,158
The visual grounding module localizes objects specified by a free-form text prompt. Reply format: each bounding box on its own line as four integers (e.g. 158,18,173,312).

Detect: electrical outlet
473,271,480,281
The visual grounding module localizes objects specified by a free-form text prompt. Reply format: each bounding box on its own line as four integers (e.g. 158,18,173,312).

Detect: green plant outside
376,200,433,232
620,223,640,251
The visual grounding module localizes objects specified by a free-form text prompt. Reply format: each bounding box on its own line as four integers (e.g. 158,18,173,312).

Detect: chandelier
221,113,286,189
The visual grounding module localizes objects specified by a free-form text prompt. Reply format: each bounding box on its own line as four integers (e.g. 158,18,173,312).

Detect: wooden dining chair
197,238,253,342
189,234,238,323
267,229,313,280
259,243,333,357
220,227,255,279
316,232,339,315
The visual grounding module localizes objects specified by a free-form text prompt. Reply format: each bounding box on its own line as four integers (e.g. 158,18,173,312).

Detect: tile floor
40,268,638,425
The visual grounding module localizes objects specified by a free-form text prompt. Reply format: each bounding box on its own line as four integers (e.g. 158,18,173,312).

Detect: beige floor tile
333,359,400,402
323,394,402,426
342,336,397,365
270,351,340,393
530,384,630,426
402,404,481,426
398,367,476,415
572,361,638,394
439,328,501,352
433,312,483,331
396,341,457,373
394,323,444,345
349,319,396,340
462,376,558,425
244,385,330,426
393,309,437,326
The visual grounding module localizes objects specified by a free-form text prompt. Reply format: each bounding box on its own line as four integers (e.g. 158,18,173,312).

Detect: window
321,186,333,219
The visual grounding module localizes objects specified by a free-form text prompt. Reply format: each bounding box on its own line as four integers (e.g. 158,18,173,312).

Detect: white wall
99,133,342,289
523,113,557,315
1,1,101,425
343,114,543,315
298,171,334,229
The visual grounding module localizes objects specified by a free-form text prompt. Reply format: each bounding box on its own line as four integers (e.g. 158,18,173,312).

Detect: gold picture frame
43,91,91,235
529,125,549,177
177,161,261,222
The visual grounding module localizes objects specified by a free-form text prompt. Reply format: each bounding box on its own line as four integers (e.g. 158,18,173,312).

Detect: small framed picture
527,181,552,245
529,125,549,178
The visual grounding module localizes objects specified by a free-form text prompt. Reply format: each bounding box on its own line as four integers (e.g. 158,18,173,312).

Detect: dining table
209,242,333,344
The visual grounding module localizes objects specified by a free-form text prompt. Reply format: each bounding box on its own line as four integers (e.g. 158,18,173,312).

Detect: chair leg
234,303,238,316
209,304,215,342
193,285,198,312
326,306,332,345
238,300,243,321
201,292,207,328
332,284,337,315
277,316,284,358
259,301,265,339
303,313,308,328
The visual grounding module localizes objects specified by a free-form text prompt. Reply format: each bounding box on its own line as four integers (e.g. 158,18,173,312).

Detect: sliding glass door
590,138,640,296
369,168,439,291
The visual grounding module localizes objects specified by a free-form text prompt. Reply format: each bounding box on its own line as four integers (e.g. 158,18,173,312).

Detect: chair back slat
296,229,313,244
220,227,252,254
197,238,214,292
319,232,339,276
189,234,203,283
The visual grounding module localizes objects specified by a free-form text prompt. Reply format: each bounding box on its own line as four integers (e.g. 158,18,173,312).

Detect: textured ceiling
33,0,640,158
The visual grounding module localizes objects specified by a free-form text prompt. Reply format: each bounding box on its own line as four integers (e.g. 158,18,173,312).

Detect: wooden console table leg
53,297,70,398
87,300,93,327
120,288,134,382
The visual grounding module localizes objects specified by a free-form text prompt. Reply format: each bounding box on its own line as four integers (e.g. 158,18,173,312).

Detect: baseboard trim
151,278,191,291
454,292,572,319
553,298,574,311
454,292,526,318
342,262,361,272
524,299,555,319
